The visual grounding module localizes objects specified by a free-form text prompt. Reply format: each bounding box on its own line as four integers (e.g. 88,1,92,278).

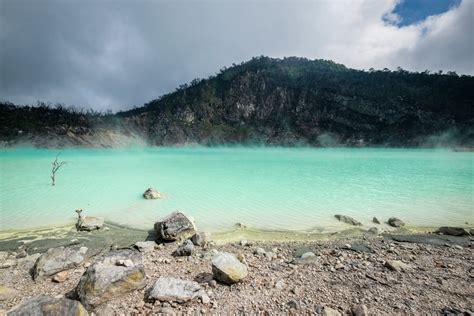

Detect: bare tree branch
51,153,66,186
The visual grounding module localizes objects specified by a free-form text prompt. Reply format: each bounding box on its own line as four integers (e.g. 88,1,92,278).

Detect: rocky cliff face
119,57,473,147
2,57,473,147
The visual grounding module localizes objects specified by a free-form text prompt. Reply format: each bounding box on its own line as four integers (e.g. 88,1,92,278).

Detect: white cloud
0,0,472,110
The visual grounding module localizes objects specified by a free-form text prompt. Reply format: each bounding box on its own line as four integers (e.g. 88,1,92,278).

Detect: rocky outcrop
436,227,470,236
7,296,88,316
76,249,146,309
143,188,162,199
334,215,362,226
388,217,405,227
154,212,196,241
147,277,208,303
33,246,88,280
211,252,248,284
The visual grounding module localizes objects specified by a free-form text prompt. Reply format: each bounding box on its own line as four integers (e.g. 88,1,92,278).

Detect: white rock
212,252,248,284
148,277,205,303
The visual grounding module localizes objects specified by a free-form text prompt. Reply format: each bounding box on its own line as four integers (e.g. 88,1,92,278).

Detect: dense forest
1,57,473,147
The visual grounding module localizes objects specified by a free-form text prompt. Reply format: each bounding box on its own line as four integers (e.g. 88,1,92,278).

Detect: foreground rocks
154,212,196,241
143,187,162,199
33,246,88,280
76,249,146,309
211,252,248,284
7,296,88,316
1,226,472,315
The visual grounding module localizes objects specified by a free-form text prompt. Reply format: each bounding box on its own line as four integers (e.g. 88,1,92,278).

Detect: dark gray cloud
1,0,472,111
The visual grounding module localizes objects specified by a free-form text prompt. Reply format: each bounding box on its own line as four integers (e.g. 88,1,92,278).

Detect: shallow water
0,147,472,233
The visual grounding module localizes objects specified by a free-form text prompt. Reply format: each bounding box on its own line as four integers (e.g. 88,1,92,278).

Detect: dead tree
51,154,66,186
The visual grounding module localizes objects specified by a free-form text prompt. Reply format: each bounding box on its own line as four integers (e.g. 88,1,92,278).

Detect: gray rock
300,252,316,259
254,247,266,256
386,233,471,247
134,241,156,253
33,246,88,280
323,307,342,316
143,187,162,199
436,226,469,236
0,286,17,301
212,252,248,284
154,212,196,241
287,299,300,309
147,277,206,303
334,214,362,226
16,250,27,259
0,251,9,261
347,243,373,253
191,232,210,247
368,227,379,234
173,240,194,257
7,295,88,316
388,217,405,227
352,304,369,316
275,279,286,289
202,249,219,260
372,217,380,224
76,249,146,309
384,259,411,272
76,216,104,231
0,258,17,269
239,239,248,247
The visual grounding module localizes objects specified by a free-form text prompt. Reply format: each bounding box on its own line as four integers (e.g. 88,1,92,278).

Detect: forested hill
2,56,474,147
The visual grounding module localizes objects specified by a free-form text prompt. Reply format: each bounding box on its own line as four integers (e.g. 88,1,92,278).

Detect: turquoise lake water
0,147,472,233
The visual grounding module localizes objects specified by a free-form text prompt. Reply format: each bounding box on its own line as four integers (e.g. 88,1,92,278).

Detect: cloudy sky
0,0,472,111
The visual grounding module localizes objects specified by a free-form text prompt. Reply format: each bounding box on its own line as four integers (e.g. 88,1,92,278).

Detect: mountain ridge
1,56,473,147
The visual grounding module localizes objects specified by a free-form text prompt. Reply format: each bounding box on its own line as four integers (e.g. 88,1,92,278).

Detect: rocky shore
0,212,473,315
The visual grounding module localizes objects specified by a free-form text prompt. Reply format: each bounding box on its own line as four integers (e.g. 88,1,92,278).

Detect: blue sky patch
384,0,462,26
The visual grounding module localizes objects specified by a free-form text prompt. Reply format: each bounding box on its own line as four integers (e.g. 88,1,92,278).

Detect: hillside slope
2,57,474,147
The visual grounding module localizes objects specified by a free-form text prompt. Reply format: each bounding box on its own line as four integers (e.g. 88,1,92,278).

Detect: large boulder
33,246,88,280
334,215,362,226
76,249,146,309
154,212,196,241
388,217,405,227
147,277,208,303
211,252,248,284
143,187,162,199
7,296,88,316
436,227,469,236
76,216,104,231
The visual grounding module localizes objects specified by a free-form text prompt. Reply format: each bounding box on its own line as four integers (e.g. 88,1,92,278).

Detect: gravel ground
1,232,473,315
